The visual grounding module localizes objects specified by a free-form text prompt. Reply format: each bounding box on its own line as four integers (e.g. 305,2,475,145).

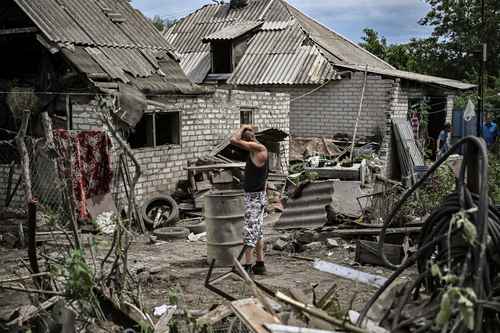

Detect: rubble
325,239,340,249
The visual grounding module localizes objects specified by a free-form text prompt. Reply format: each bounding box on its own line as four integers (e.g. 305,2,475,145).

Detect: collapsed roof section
14,0,205,96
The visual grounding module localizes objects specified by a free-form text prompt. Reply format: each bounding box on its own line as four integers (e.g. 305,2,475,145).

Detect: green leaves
450,210,477,245
436,287,477,330
65,249,94,301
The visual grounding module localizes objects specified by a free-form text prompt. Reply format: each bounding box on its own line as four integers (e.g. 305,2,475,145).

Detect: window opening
128,111,181,149
240,107,255,125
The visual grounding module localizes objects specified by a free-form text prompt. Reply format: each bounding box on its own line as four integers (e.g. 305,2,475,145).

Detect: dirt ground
120,214,415,315
0,213,416,322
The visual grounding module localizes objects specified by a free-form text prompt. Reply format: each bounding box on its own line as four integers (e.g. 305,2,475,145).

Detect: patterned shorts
243,191,267,248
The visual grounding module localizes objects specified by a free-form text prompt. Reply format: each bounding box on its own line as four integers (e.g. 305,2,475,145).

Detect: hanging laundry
54,130,113,219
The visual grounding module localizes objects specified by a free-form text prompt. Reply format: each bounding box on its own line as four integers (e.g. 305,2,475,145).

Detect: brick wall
238,72,395,139
71,89,290,205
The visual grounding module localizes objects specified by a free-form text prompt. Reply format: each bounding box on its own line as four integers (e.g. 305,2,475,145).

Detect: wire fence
0,136,72,223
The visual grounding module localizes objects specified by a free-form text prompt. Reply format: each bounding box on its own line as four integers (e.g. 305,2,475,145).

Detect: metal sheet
15,0,201,95
202,21,262,42
393,119,426,185
335,63,476,91
86,47,130,83
275,180,365,230
275,180,335,230
14,0,173,50
179,52,211,83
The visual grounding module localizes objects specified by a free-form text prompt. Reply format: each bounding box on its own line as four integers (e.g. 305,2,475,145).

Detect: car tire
142,194,180,229
153,227,190,241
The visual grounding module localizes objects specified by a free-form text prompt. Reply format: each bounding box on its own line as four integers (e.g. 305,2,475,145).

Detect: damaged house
165,0,476,177
0,0,290,211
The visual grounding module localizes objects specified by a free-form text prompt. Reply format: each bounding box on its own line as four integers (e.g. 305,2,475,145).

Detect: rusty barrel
205,190,245,266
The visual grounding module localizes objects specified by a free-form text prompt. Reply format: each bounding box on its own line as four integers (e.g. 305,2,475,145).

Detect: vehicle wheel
142,195,179,229
153,227,190,241
178,218,207,234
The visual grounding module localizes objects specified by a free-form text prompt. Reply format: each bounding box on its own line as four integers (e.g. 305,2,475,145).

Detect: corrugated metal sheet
86,47,130,83
335,64,477,91
393,119,425,185
275,180,366,230
228,22,336,85
14,0,172,50
179,51,211,83
14,0,202,95
284,3,394,70
275,180,335,230
202,21,262,42
261,21,292,31
164,0,337,85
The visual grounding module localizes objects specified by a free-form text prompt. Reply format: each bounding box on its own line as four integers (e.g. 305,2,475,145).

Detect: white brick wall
71,89,290,205
238,72,395,139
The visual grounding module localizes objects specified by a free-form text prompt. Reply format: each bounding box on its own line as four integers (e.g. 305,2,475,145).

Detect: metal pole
478,0,487,137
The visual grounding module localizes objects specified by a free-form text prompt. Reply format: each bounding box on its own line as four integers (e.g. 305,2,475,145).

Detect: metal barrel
205,190,245,266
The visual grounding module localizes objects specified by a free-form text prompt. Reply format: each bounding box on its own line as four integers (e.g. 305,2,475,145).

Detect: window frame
128,109,182,149
240,107,255,125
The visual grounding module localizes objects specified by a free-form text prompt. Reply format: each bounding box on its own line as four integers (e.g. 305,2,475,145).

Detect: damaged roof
165,0,474,90
335,64,477,91
202,21,263,42
164,0,391,85
14,0,202,95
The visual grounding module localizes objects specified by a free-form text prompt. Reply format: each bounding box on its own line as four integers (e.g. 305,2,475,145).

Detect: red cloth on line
54,130,113,219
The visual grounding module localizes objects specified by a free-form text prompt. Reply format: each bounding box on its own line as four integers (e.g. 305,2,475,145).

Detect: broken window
128,111,181,149
212,41,233,74
240,107,255,125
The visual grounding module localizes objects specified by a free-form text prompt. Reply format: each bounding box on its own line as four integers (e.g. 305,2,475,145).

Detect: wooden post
15,110,33,204
27,201,41,287
349,65,369,161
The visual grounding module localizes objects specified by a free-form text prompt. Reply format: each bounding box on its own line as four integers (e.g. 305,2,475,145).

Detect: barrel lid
207,190,245,197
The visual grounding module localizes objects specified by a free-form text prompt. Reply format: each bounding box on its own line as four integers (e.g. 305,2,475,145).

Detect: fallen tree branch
0,272,51,284
0,284,65,296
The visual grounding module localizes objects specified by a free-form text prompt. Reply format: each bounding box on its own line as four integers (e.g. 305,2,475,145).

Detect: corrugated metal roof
166,0,473,88
14,0,173,50
202,21,262,42
14,0,202,95
179,51,211,83
166,0,334,85
164,0,394,85
283,3,394,70
228,22,336,85
261,21,292,31
335,64,477,91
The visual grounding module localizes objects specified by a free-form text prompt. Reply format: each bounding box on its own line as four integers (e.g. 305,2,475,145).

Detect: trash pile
141,129,289,242
289,136,383,186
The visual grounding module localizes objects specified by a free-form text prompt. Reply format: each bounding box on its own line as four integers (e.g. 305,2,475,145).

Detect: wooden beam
0,27,38,35
319,227,421,239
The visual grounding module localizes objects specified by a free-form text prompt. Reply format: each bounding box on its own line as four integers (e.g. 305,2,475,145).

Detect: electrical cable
357,136,500,332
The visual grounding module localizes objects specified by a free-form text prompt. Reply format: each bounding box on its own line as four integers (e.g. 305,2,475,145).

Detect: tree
148,16,179,32
420,0,500,88
359,28,387,60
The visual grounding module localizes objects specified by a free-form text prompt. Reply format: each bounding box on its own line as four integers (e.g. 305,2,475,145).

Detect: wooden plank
231,298,280,333
196,303,233,326
0,27,38,35
186,163,245,171
319,227,421,238
265,324,342,333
